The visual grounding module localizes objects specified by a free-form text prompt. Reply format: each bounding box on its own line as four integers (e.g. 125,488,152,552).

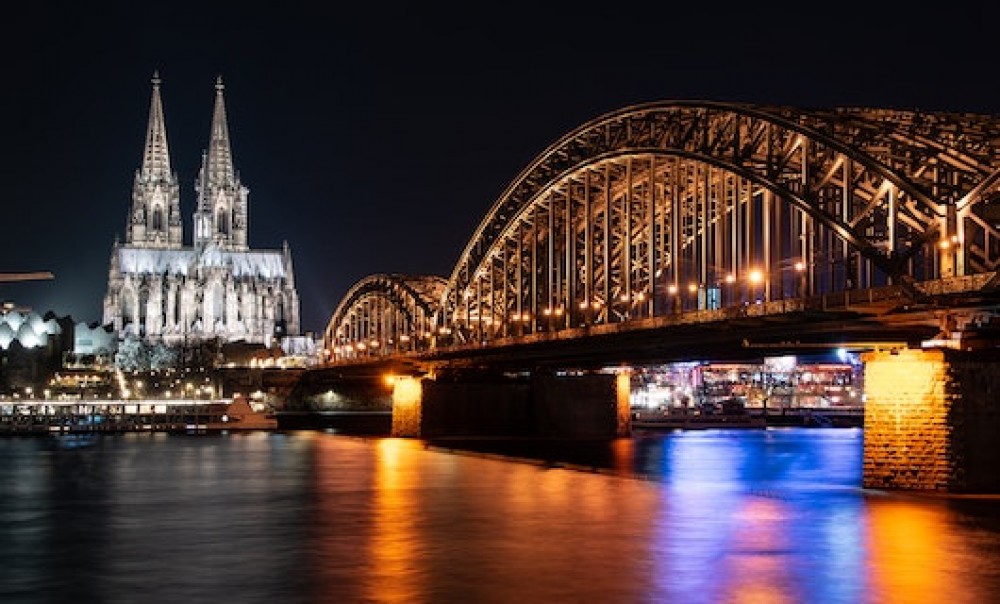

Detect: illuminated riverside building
103,74,299,347
631,354,863,410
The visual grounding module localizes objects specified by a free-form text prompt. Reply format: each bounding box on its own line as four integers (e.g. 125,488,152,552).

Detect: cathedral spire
194,75,249,250
141,71,172,179
205,75,235,186
128,71,183,249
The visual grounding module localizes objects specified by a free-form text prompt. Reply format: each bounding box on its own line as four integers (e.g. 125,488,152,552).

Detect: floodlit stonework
103,73,299,347
863,347,1000,492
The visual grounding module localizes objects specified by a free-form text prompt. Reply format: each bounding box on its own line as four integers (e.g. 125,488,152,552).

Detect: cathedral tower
193,76,249,251
105,73,299,347
126,72,183,248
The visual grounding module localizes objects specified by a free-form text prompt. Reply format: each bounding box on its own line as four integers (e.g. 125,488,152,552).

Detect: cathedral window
211,283,225,325
216,207,230,235
122,292,135,326
138,289,149,335
152,206,164,231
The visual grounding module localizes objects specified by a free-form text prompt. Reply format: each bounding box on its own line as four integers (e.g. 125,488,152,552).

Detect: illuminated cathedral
103,73,300,347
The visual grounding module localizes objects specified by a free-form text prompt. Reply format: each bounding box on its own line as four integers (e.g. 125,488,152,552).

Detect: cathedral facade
103,74,300,347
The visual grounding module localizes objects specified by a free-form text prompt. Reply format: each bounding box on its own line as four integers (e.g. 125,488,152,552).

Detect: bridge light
748,269,763,284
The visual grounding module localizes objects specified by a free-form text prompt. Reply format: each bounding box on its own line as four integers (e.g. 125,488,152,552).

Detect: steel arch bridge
324,273,446,360
325,101,1000,360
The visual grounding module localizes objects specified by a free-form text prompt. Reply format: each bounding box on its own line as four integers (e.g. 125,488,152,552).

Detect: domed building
103,74,300,347
0,307,62,351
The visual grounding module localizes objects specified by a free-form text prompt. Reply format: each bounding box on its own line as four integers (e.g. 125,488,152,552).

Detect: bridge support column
862,348,1000,492
532,371,632,438
390,376,423,437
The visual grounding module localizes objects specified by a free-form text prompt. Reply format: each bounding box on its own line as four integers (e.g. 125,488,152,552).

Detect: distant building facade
103,74,300,347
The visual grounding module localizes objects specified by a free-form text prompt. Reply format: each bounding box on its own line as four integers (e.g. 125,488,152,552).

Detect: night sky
2,2,999,334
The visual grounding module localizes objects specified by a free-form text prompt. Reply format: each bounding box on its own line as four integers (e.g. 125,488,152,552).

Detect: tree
114,335,150,372
149,342,179,370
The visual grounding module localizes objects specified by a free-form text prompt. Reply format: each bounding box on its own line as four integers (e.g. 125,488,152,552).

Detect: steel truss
329,101,1000,357
324,274,445,360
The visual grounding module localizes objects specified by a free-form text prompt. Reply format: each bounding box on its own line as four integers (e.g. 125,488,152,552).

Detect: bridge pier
862,348,1000,493
391,371,631,439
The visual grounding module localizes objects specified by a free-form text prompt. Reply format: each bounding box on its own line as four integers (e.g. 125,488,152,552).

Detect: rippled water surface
1,428,999,603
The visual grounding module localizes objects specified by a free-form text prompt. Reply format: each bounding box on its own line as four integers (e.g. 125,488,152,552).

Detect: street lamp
748,269,763,303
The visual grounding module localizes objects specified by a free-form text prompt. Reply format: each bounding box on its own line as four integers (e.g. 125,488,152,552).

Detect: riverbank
0,398,277,435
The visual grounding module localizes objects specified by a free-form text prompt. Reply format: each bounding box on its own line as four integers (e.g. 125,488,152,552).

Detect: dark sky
2,1,999,334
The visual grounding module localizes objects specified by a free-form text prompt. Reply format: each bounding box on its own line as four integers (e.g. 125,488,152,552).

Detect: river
1,427,998,603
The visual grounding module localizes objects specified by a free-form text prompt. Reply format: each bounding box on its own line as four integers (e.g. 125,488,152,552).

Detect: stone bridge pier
391,370,631,440
862,347,1000,493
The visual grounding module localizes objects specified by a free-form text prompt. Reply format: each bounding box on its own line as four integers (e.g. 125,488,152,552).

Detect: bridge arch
440,101,1000,343
323,274,446,360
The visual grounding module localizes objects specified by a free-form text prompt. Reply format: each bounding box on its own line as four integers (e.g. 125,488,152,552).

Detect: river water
1,427,999,603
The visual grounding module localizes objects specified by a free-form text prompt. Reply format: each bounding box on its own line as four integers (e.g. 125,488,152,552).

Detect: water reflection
1,428,999,603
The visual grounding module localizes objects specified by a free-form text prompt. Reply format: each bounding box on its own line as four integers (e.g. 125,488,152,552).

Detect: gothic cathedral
103,73,300,347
